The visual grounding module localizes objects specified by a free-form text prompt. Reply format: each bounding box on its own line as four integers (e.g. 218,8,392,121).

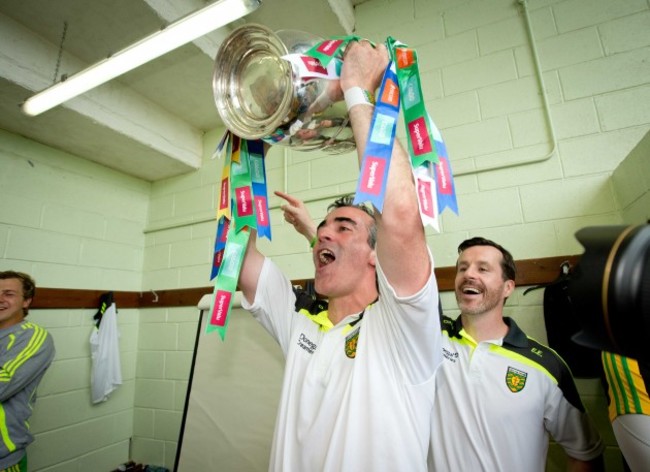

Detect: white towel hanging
90,301,122,404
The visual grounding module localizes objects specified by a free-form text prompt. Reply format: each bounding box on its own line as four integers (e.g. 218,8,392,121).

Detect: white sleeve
241,258,297,354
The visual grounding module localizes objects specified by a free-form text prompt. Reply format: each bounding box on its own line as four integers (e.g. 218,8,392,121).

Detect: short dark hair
327,194,377,248
0,271,36,316
457,237,516,282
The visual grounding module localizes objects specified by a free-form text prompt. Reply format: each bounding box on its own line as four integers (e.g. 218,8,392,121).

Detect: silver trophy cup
213,23,354,154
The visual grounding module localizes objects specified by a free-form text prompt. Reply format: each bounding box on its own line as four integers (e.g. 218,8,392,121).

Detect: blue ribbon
210,216,230,281
353,62,400,212
247,140,272,240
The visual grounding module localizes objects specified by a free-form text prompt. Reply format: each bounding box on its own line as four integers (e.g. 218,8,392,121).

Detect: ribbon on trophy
388,38,438,168
216,134,233,222
207,226,250,339
231,139,257,231
210,216,230,281
208,134,271,339
411,114,459,231
304,36,361,67
430,118,458,215
283,53,341,80
248,139,272,239
353,61,400,212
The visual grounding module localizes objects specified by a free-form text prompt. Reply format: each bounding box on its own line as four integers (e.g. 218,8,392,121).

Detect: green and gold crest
345,329,360,359
506,366,528,393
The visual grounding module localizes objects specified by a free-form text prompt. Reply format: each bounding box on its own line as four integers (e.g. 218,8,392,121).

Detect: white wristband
344,87,375,111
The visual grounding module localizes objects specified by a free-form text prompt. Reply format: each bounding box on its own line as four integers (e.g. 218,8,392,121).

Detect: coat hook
560,260,571,275
151,290,159,303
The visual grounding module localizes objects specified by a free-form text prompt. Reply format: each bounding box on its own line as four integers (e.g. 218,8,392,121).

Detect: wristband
309,236,317,248
344,87,375,111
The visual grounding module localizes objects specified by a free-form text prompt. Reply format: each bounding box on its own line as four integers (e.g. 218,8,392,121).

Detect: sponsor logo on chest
298,333,317,354
442,347,459,363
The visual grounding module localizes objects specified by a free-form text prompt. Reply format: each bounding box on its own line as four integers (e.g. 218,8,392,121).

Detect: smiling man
237,41,442,471
0,271,55,472
429,237,604,472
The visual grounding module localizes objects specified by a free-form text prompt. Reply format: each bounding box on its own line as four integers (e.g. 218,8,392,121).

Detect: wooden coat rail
30,255,580,310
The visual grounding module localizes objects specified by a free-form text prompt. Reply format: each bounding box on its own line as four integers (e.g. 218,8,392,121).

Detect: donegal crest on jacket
506,366,528,392
345,328,360,359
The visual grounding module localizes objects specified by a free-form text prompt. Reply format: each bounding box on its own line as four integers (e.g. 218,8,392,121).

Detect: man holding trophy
236,40,442,471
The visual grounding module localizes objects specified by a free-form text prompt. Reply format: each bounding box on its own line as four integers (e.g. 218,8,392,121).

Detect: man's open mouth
461,286,481,295
318,249,335,266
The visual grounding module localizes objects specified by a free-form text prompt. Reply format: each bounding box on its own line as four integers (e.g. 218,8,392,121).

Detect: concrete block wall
0,130,149,289
142,0,649,470
611,130,650,224
0,129,149,471
130,307,198,468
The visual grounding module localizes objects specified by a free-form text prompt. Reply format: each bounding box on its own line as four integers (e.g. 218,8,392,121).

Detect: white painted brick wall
612,130,650,223
559,126,649,176
132,306,197,467
418,31,478,71
537,27,604,71
560,47,650,100
599,10,650,54
0,130,148,290
553,0,647,33
596,86,650,131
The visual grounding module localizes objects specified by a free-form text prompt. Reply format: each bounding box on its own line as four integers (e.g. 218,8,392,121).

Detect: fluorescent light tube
22,0,262,116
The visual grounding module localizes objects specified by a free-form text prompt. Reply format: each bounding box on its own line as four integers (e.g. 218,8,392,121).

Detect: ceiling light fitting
21,0,262,117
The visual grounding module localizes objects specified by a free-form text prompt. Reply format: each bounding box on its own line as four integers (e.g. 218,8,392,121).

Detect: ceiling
0,0,366,181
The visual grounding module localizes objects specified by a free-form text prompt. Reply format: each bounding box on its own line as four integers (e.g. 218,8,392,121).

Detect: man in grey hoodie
0,271,55,472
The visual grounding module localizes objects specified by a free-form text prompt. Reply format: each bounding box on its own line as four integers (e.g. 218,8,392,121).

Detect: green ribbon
207,227,251,340
386,37,439,167
230,139,257,231
304,35,363,67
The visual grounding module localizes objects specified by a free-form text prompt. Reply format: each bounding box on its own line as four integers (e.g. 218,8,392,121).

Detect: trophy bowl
213,23,354,154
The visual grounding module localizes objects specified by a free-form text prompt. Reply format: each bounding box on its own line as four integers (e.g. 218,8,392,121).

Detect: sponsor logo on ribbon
210,290,232,327
408,117,433,155
220,219,230,243
396,48,415,69
403,76,421,110
236,186,253,217
220,179,229,211
300,55,327,75
213,250,224,270
417,178,435,218
250,155,265,183
317,39,344,56
380,78,400,107
255,196,268,226
370,113,396,146
436,158,452,195
360,157,386,195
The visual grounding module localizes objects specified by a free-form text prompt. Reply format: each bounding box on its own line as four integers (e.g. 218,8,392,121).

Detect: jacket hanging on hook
90,291,122,403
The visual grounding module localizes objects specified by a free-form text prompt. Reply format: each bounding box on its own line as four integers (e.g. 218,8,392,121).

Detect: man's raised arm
238,231,265,304
341,41,430,296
